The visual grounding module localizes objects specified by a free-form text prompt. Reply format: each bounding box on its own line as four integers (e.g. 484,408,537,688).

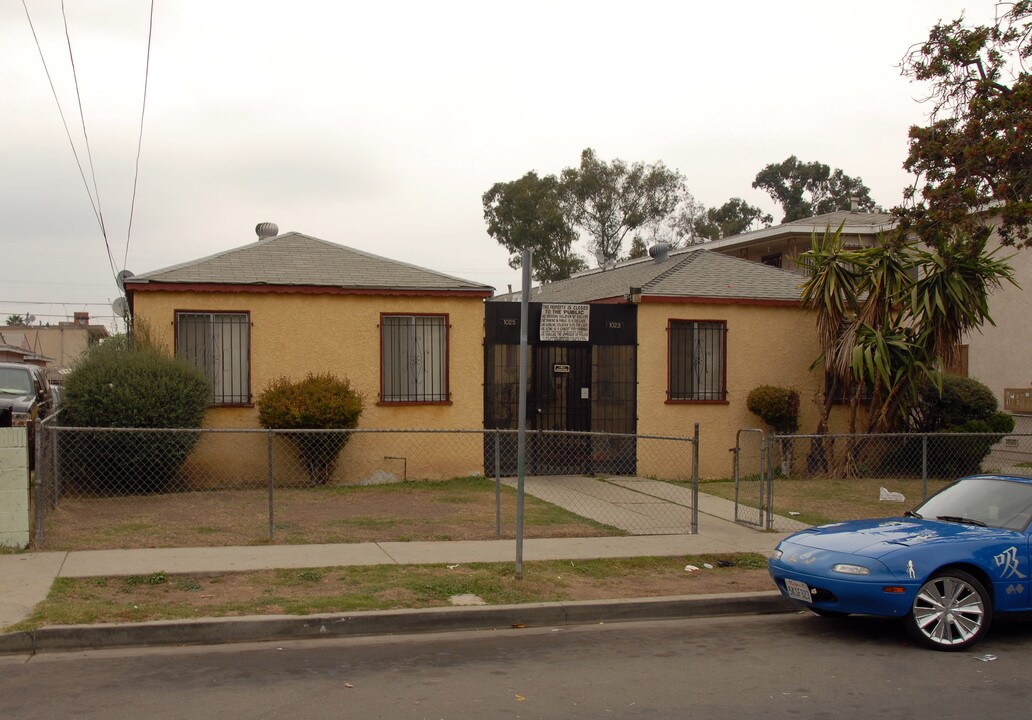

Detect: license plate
784,578,813,603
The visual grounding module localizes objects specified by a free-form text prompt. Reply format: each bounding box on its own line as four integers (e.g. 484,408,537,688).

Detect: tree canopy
897,1,1032,248
482,171,587,283
560,148,685,267
752,155,876,223
692,198,773,241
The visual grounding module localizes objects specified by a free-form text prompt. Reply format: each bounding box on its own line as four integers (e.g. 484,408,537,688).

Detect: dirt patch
40,481,617,550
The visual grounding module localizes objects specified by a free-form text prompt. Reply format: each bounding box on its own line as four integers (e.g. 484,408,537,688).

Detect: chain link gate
732,428,770,529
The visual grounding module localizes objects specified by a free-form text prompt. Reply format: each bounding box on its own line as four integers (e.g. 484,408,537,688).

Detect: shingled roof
495,248,803,304
126,232,494,295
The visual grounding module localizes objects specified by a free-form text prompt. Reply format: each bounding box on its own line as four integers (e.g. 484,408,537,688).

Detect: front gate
732,428,770,528
484,302,637,476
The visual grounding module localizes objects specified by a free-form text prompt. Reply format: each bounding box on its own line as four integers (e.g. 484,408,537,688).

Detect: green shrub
886,376,1014,478
746,385,800,434
909,375,1000,432
60,333,210,493
257,373,364,485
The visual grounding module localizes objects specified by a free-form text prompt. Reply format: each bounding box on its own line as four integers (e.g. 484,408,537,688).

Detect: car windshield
0,368,32,395
914,477,1032,532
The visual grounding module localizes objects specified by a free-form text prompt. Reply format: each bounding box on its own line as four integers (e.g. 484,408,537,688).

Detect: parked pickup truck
0,362,53,468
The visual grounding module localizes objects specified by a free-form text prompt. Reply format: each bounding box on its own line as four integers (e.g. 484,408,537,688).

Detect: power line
60,0,117,282
20,0,104,235
125,0,156,272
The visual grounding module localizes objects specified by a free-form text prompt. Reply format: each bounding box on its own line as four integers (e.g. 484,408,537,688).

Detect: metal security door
531,345,591,474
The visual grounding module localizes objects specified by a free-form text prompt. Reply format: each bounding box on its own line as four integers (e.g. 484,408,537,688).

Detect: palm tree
4,314,25,326
799,226,1015,476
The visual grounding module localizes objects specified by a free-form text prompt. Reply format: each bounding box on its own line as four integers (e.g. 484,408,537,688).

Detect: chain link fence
725,430,1032,532
33,423,698,550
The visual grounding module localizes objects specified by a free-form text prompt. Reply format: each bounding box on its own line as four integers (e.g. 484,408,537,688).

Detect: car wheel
810,607,849,618
905,569,992,651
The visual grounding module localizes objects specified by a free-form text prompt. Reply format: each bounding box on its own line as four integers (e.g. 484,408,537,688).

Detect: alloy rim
912,576,985,646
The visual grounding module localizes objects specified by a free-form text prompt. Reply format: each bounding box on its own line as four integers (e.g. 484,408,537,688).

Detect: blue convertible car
768,474,1032,651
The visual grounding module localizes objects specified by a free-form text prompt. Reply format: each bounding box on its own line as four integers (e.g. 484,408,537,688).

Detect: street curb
0,591,796,655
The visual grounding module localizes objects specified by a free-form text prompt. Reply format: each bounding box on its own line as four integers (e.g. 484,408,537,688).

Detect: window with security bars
668,320,726,401
381,315,448,403
175,312,250,405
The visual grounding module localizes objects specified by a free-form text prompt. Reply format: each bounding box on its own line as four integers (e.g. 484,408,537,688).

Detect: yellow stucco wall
132,290,486,486
635,301,835,479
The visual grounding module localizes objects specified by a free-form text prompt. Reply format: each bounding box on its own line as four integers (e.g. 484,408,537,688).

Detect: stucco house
125,228,494,485
489,246,836,478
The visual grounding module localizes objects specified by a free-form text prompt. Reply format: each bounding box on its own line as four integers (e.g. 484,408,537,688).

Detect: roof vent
648,242,670,261
255,222,279,239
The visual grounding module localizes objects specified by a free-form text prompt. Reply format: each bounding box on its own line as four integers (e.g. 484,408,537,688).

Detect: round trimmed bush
257,373,364,485
746,385,800,434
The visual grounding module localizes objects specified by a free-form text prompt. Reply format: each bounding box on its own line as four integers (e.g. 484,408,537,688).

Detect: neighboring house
695,208,895,274
0,312,108,378
490,246,841,478
125,229,494,485
694,209,1028,414
0,330,52,366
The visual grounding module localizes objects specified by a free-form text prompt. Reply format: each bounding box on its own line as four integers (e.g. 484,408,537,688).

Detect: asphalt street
3,612,1032,719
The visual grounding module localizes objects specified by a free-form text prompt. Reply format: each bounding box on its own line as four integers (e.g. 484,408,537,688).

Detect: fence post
494,430,501,539
691,423,699,534
52,424,61,509
268,430,275,541
922,433,928,501
34,419,44,547
766,434,775,531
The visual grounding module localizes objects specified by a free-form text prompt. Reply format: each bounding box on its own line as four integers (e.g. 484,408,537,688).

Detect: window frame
378,312,451,406
174,310,252,407
666,319,728,404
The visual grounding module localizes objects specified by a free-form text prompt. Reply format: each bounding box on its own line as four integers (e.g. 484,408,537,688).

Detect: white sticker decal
907,560,916,579
994,546,1028,580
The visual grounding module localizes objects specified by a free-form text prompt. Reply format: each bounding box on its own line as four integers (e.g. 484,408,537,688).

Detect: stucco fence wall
0,428,30,548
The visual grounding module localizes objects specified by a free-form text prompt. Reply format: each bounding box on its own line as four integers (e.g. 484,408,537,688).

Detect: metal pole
52,424,61,508
922,433,928,500
268,430,275,541
766,434,775,531
494,429,501,539
691,423,699,534
515,248,532,579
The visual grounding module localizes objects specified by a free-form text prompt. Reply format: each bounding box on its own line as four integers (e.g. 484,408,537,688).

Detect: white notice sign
539,303,590,342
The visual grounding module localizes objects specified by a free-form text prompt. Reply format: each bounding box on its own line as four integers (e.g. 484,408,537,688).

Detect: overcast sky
2,0,987,330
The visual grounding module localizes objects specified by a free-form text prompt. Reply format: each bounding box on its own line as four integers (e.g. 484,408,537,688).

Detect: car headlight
11,412,30,427
831,563,871,575
770,549,783,561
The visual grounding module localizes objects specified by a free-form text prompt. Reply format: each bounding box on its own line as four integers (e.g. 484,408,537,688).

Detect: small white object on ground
684,565,700,573
879,487,906,502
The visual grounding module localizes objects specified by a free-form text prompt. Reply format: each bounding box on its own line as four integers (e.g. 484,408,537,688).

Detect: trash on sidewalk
684,564,700,572
788,511,801,516
974,654,998,662
879,487,906,502
702,563,714,569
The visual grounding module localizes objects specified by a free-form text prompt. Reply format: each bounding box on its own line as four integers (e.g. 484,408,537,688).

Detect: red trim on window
174,309,253,406
665,318,728,402
378,312,451,404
